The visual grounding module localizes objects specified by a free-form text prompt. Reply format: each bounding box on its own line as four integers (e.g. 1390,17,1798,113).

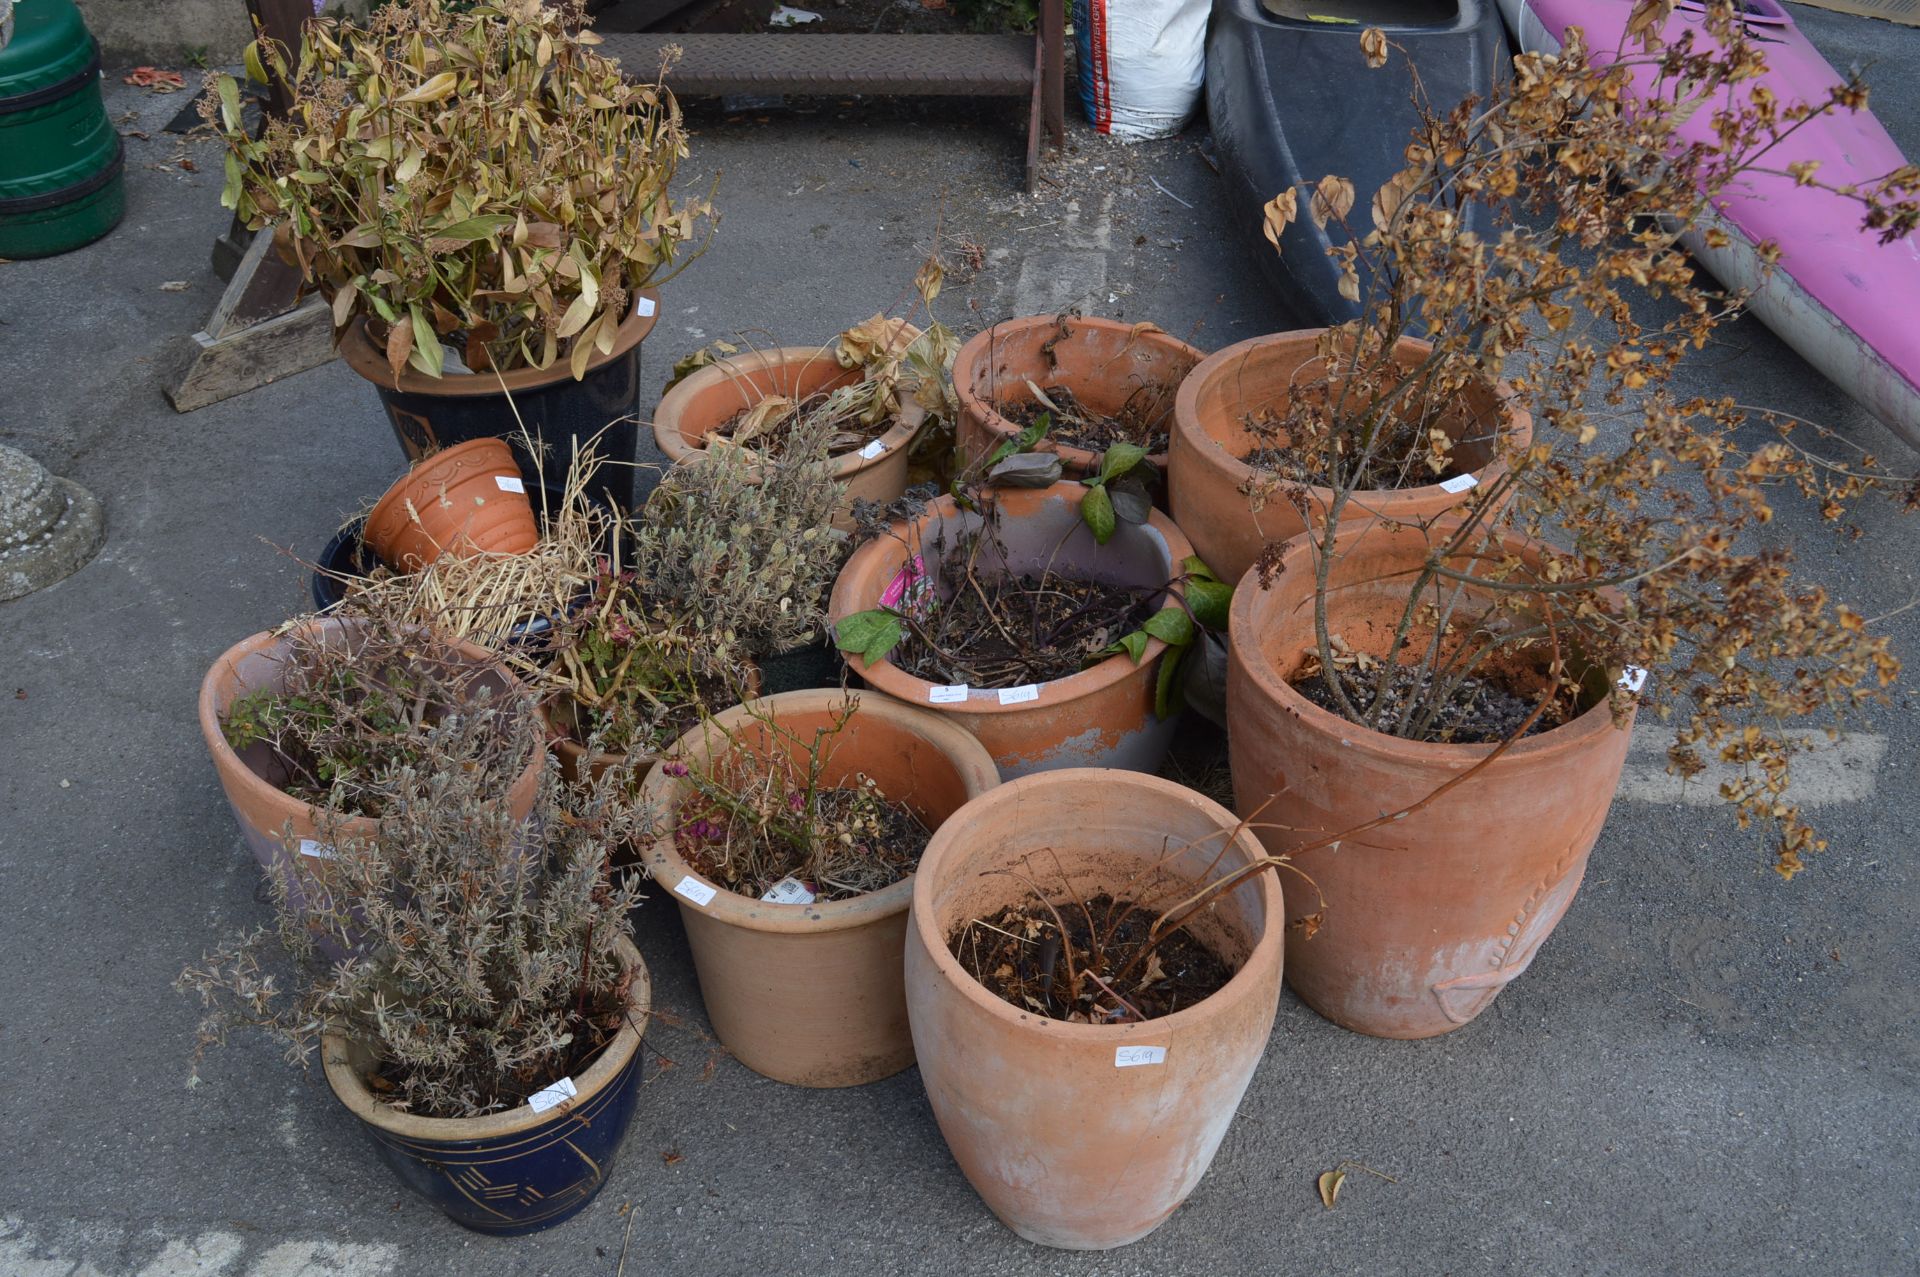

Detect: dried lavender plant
179,708,651,1119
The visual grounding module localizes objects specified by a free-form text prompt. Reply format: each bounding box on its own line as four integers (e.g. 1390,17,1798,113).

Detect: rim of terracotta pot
826,483,1196,717
651,343,926,481
1172,330,1534,514
639,688,1000,935
953,315,1205,472
910,768,1285,1043
338,291,661,396
322,936,650,1141
197,617,544,832
1229,521,1628,769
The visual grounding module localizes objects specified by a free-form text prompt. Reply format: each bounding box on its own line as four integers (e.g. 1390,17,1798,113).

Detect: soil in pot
953,894,1235,1023
675,771,931,902
709,388,897,458
1289,643,1580,744
1002,383,1174,457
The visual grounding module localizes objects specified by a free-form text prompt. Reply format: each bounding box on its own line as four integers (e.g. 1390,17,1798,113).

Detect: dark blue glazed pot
321,941,650,1235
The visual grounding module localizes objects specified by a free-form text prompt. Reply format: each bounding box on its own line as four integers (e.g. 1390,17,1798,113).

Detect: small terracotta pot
323,937,650,1235
1226,520,1635,1039
197,618,544,900
906,769,1284,1250
1169,330,1532,587
652,342,926,528
828,482,1195,778
640,689,999,1087
363,437,539,571
954,315,1205,478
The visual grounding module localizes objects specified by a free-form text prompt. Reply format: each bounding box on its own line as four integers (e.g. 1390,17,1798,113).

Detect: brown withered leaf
1318,1169,1346,1209
385,318,414,380
1310,175,1356,227
1359,27,1389,69
1261,189,1299,252
1371,168,1422,234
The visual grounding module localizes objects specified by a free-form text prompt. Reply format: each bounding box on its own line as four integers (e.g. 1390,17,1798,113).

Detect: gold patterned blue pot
321,940,650,1235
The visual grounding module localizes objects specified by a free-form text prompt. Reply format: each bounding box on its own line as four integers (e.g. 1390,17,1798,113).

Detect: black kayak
1206,0,1510,326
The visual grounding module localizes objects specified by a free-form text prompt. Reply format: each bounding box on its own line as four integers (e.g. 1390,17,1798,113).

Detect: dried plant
208,0,711,378
667,696,928,901
631,404,847,659
1248,2,1918,875
180,710,651,1119
221,617,537,817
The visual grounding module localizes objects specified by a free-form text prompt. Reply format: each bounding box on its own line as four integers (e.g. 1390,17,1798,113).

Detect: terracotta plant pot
651,342,925,527
363,437,539,571
954,315,1205,478
1169,330,1532,587
197,618,544,899
639,689,999,1087
339,291,659,512
828,482,1195,778
906,769,1284,1250
323,937,650,1235
1226,520,1635,1039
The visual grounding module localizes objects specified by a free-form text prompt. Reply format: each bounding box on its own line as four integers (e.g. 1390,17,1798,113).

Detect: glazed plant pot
322,937,650,1235
651,343,925,527
197,618,544,900
828,482,1195,778
363,437,539,571
905,769,1284,1250
1225,520,1635,1039
1169,330,1531,587
954,315,1204,478
639,689,999,1087
338,293,659,512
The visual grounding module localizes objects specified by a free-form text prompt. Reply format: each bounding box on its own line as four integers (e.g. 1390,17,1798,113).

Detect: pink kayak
1497,0,1920,449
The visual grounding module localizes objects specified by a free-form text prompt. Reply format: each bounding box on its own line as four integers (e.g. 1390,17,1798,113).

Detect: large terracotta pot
828,482,1195,778
639,689,999,1087
906,769,1284,1250
197,618,544,896
340,292,660,512
323,938,650,1235
953,315,1205,478
1170,330,1531,587
651,342,925,526
1226,520,1635,1039
363,436,539,571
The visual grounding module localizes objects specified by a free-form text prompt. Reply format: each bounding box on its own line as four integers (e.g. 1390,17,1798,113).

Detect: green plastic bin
0,0,124,259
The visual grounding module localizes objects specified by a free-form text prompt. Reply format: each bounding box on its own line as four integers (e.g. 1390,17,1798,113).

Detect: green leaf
1154,644,1187,719
432,215,515,243
1081,484,1116,544
1141,606,1194,647
1186,579,1234,631
243,43,268,87
989,411,1052,467
1105,630,1150,664
1182,554,1223,585
1100,442,1149,483
409,304,443,378
1108,482,1153,526
216,76,243,133
834,610,903,667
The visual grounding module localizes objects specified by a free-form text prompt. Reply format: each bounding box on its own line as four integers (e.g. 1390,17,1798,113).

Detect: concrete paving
3,12,1918,1274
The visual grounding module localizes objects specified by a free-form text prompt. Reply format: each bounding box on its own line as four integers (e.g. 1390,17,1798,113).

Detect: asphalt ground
2,9,1916,1274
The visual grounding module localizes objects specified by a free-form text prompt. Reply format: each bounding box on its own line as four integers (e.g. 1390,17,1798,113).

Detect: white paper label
634,295,657,318
1114,1045,1167,1068
928,684,970,704
495,475,526,494
762,876,817,905
297,839,336,860
526,1076,577,1114
858,439,887,460
998,684,1041,705
674,877,717,907
1439,473,1479,494
1618,665,1649,693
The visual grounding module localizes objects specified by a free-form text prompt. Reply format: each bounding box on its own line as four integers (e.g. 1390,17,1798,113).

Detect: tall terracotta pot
953,315,1205,477
828,482,1194,778
323,938,650,1235
197,618,544,898
652,342,925,526
1170,330,1530,587
363,436,539,571
1226,520,1634,1039
639,689,999,1087
906,769,1284,1250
